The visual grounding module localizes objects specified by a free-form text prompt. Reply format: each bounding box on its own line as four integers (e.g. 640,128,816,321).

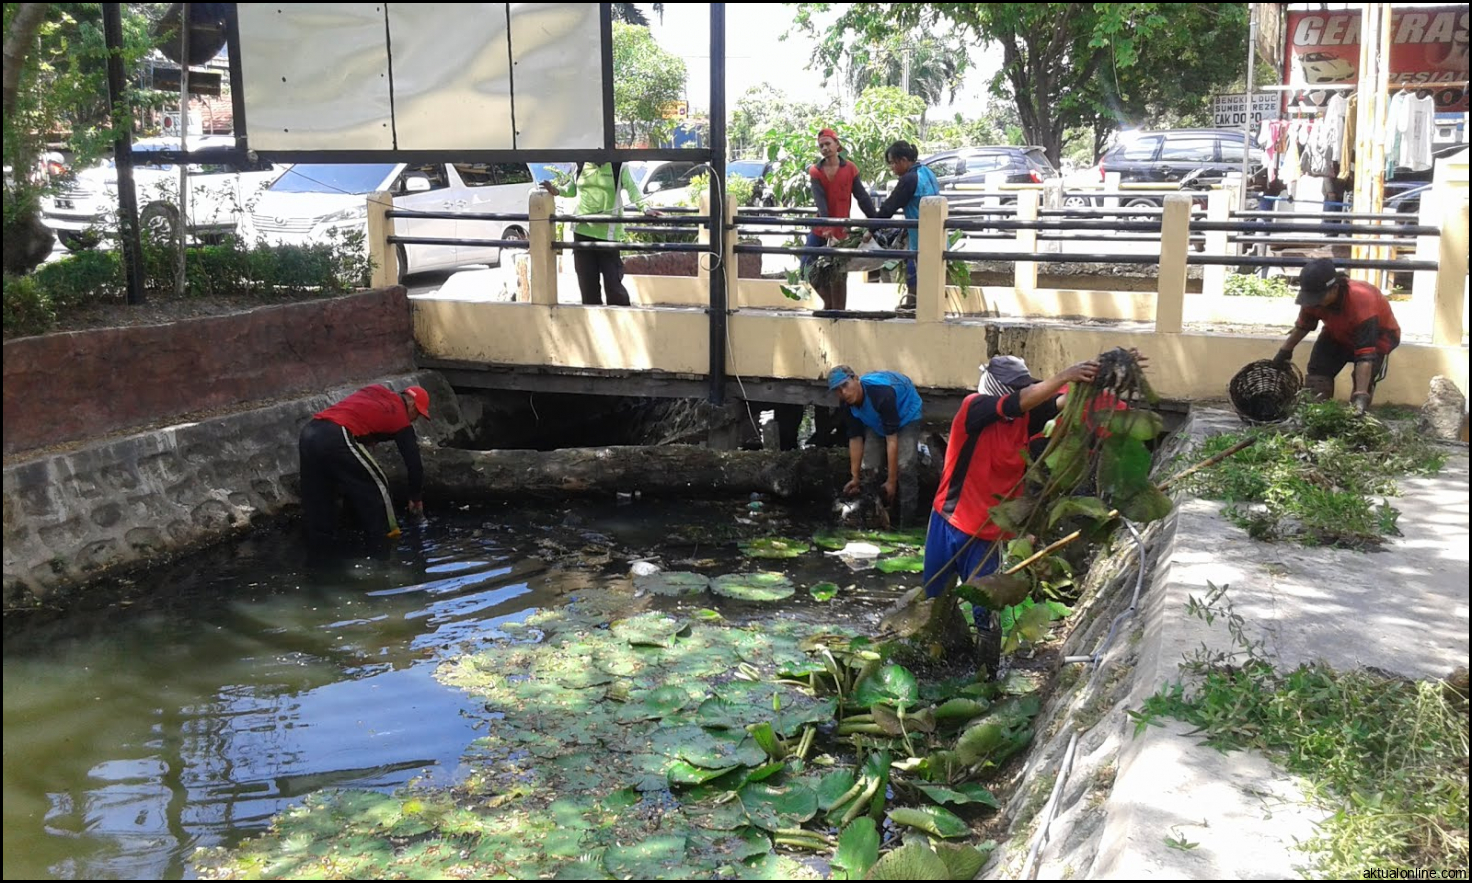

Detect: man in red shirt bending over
1273,258,1401,413
299,384,431,557
923,356,1099,672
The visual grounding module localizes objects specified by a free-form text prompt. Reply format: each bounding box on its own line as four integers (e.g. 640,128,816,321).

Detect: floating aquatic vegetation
738,537,811,559
635,571,711,597
710,572,797,602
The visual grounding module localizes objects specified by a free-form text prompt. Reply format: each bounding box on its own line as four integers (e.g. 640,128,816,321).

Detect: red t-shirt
315,385,413,438
1295,279,1401,359
809,159,863,238
933,392,1032,540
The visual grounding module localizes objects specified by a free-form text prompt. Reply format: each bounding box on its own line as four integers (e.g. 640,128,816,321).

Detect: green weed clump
1182,399,1446,548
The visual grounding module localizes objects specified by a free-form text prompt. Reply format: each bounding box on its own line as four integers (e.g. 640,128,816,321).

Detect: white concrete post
1202,189,1237,297
1156,194,1193,334
1104,172,1122,211
1014,190,1039,298
1432,199,1469,347
916,196,948,323
528,189,557,306
985,172,1006,207
1410,188,1441,320
367,191,397,289
1042,179,1064,254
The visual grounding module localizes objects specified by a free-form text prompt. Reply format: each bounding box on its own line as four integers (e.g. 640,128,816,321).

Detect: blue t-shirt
843,371,923,438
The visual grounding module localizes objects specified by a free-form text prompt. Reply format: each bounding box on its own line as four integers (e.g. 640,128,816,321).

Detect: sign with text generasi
1285,7,1469,111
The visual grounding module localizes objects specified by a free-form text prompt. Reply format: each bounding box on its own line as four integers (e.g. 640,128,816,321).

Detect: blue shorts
922,511,1002,628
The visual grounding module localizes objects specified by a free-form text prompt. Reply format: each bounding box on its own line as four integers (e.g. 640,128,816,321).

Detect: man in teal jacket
540,162,658,305
830,365,925,525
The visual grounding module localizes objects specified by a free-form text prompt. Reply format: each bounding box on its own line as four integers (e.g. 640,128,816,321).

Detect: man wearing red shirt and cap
1273,257,1401,413
299,383,431,556
805,127,877,310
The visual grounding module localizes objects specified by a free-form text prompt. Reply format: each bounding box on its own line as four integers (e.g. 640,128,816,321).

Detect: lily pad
668,760,741,786
634,571,710,597
617,685,692,721
813,532,850,551
852,664,920,709
935,842,991,880
739,537,811,559
816,769,858,811
875,555,924,574
933,698,989,722
611,612,690,648
915,782,1000,809
689,826,771,863
1099,435,1153,498
865,841,949,880
958,572,1032,610
1046,496,1113,528
603,834,688,878
808,581,839,602
738,782,818,831
888,805,970,839
1119,484,1173,523
711,572,797,602
833,817,880,879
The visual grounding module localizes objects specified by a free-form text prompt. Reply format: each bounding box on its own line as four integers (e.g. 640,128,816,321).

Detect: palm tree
844,35,966,109
611,3,664,27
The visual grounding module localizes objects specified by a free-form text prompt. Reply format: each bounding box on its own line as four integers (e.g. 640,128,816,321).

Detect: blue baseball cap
828,366,856,390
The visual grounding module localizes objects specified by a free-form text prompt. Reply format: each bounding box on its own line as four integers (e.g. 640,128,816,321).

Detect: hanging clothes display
1322,93,1349,164
1304,113,1336,178
1259,118,1291,183
1400,93,1435,172
1337,94,1358,184
1385,91,1407,179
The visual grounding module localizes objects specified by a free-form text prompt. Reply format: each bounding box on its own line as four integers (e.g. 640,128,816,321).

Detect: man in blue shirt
830,365,925,525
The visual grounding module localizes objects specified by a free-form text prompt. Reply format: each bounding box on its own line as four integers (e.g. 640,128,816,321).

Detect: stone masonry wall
2,372,466,611
2,287,414,456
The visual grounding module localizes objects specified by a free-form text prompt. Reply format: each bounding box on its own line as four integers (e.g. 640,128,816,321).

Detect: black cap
1296,258,1340,306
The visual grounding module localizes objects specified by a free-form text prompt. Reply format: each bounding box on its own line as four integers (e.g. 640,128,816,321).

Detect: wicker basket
1229,360,1304,424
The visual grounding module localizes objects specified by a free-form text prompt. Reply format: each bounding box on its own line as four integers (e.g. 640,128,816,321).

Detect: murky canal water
3,498,908,880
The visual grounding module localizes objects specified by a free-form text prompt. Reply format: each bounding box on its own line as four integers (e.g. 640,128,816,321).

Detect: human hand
1061,361,1099,385
843,478,861,497
1272,348,1293,367
1127,348,1150,371
539,181,559,196
646,208,663,217
408,499,426,521
882,479,898,503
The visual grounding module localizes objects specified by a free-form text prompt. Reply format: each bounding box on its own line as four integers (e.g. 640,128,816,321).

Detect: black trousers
298,419,399,557
573,232,630,306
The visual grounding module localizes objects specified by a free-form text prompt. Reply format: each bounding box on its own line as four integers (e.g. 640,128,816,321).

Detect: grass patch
1181,399,1446,548
1129,584,1470,876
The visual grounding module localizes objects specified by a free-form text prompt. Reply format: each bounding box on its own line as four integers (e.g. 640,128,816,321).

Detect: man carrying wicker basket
1272,258,1401,414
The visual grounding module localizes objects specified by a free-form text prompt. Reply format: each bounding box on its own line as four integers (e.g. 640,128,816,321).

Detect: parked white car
40,135,286,250
238,161,561,280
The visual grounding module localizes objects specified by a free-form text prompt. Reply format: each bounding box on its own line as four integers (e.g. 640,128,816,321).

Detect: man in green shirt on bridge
541,162,660,307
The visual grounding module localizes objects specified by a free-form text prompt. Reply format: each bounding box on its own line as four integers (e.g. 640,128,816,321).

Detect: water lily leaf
1044,433,1090,488
611,612,690,648
631,685,692,720
634,570,710,597
1014,602,1055,643
669,760,742,786
988,497,1036,534
603,834,688,878
711,572,797,602
747,722,783,759
1046,496,1113,528
738,782,818,831
935,842,991,880
833,817,880,880
816,769,858,811
875,555,924,574
743,852,812,880
740,537,811,559
1107,408,1164,441
693,608,724,622
853,664,920,709
956,722,1007,765
707,729,770,767
1006,537,1034,561
915,782,1000,809
1119,485,1173,523
813,532,850,551
553,859,612,880
888,805,970,839
696,696,740,729
933,698,989,722
691,826,771,862
1000,670,1045,696
958,572,1031,610
686,800,751,831
743,761,787,784
774,697,838,738
1098,435,1153,499
864,841,949,880
870,704,906,736
809,581,839,602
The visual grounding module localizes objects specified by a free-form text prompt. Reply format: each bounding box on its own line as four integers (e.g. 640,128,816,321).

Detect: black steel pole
103,2,145,305
707,4,728,405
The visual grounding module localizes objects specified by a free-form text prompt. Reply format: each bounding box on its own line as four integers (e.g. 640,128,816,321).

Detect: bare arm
846,435,864,494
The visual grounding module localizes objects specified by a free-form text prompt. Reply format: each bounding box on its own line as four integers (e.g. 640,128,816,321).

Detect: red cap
405,386,431,419
818,127,840,143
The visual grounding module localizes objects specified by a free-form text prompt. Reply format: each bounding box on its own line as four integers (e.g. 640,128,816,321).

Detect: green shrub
1224,274,1294,298
33,249,124,309
2,274,57,337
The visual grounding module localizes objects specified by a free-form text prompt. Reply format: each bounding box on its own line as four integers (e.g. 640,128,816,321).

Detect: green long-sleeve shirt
560,163,646,241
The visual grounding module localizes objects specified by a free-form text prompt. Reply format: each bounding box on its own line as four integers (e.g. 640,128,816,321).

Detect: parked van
238,161,564,280
41,135,285,250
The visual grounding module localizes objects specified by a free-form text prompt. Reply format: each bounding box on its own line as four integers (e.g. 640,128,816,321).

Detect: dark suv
1096,129,1264,209
920,146,1060,194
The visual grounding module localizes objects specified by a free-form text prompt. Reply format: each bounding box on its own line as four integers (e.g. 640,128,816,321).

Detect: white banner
1213,93,1282,129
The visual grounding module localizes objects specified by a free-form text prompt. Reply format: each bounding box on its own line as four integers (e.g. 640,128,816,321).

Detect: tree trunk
2,2,49,116
418,444,940,502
